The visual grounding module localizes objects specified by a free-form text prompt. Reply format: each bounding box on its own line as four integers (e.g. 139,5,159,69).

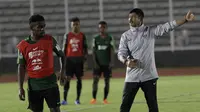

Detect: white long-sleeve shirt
118,20,178,82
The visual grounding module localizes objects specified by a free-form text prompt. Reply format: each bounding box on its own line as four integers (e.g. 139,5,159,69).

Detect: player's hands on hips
126,59,138,68
19,88,25,101
185,10,195,22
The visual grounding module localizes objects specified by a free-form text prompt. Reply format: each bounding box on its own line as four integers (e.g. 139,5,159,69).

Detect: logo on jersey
33,65,42,71
98,45,108,50
28,50,44,59
28,49,45,71
33,47,38,51
69,38,80,52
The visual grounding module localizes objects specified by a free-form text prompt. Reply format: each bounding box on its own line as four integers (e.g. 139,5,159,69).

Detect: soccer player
61,17,88,105
90,21,115,104
118,8,195,112
17,14,66,112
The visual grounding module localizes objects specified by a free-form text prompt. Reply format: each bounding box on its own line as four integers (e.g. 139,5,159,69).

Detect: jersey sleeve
52,37,64,57
17,49,26,64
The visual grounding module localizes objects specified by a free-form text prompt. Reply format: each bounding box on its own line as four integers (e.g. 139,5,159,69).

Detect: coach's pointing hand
185,10,195,22
19,88,25,101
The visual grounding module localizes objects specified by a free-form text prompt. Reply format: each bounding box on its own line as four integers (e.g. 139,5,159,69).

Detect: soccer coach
118,8,195,112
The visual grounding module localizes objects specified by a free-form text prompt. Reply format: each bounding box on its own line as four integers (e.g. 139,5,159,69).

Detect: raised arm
152,10,195,36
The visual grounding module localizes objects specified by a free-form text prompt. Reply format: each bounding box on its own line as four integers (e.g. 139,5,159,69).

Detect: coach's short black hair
129,8,144,19
70,17,80,22
29,14,45,24
99,21,107,26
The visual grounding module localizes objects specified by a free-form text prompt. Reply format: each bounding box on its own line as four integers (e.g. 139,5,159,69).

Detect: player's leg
61,59,73,105
27,88,44,112
44,86,61,112
74,61,84,104
90,67,101,104
102,66,111,104
49,107,60,112
120,82,139,112
63,75,71,102
141,79,159,112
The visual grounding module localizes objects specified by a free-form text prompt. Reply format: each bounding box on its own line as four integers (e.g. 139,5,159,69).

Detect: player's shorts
27,86,60,111
65,58,84,78
93,65,112,78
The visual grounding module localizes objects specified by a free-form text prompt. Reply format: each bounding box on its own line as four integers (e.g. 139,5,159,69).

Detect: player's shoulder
93,34,100,39
106,33,113,39
18,39,26,45
23,36,30,41
17,37,29,48
106,33,112,37
79,32,86,37
20,36,31,44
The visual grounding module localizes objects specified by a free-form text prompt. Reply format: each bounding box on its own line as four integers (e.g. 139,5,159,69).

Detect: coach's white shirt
118,21,178,82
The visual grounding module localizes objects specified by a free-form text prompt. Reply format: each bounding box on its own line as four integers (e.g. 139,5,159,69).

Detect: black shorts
28,86,60,111
65,59,84,78
93,65,112,78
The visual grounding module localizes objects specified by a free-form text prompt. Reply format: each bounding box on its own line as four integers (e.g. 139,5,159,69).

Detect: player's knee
93,76,100,83
104,77,110,85
49,107,60,112
64,81,70,90
77,77,82,83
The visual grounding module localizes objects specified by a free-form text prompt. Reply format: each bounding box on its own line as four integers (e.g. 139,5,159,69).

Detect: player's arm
17,50,26,100
152,10,195,36
92,38,99,68
52,37,65,79
83,34,88,61
62,33,68,56
110,36,116,67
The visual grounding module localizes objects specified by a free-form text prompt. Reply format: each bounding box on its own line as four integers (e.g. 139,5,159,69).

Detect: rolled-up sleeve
152,20,178,37
117,33,128,63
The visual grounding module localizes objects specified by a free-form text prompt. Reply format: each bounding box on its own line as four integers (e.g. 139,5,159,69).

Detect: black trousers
120,79,158,112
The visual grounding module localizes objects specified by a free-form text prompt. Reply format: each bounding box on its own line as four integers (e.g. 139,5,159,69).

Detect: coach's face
31,21,46,38
129,13,143,27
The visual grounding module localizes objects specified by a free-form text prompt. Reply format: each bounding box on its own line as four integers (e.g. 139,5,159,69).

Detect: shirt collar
130,24,145,32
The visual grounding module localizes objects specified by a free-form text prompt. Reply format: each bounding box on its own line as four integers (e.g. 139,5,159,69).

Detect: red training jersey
65,32,84,57
17,34,54,78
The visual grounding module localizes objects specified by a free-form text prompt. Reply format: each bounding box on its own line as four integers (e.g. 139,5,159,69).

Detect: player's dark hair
70,17,80,22
99,21,107,26
129,8,144,19
29,14,45,24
